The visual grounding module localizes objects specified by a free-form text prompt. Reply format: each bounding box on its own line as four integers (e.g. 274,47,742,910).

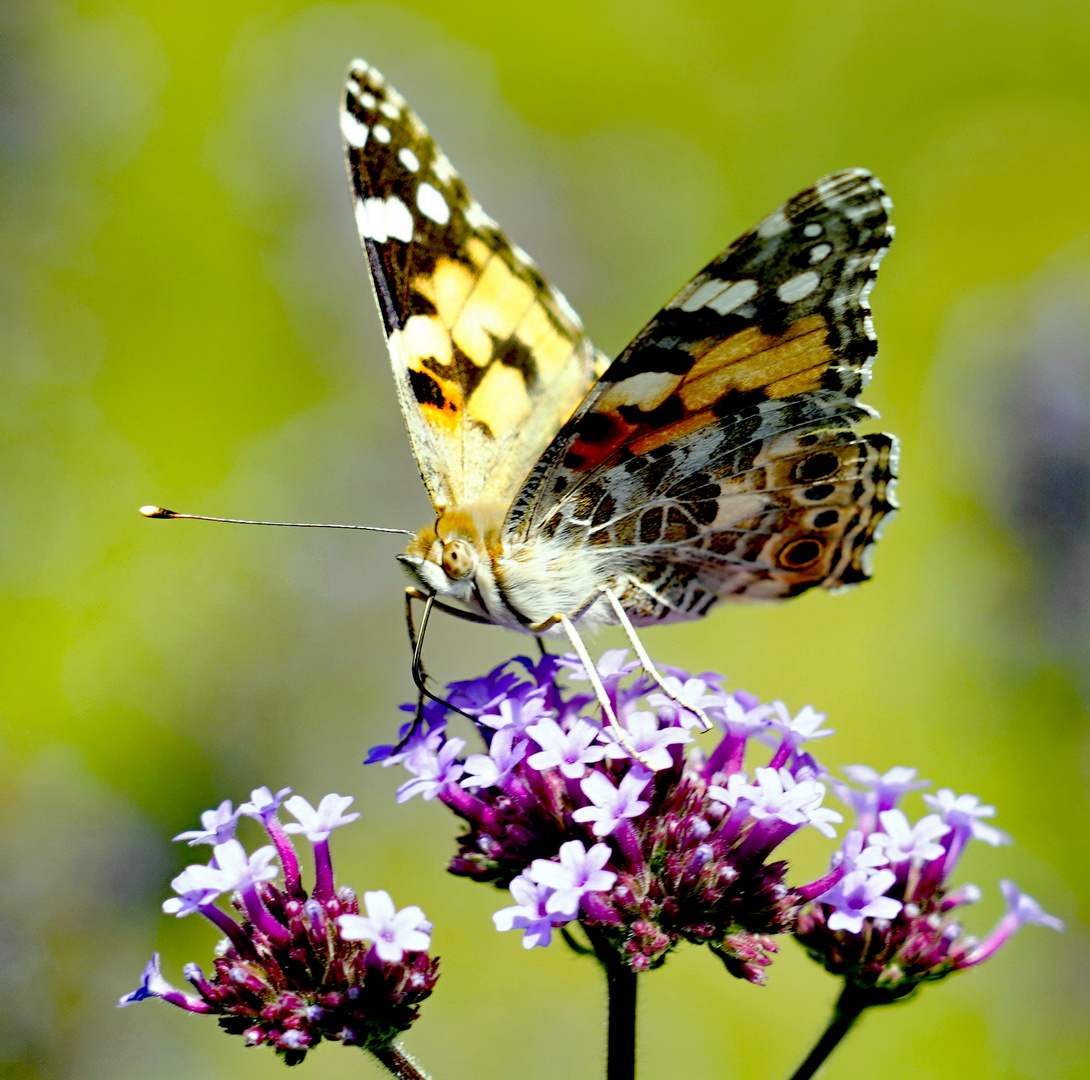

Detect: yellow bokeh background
4,1,1088,1077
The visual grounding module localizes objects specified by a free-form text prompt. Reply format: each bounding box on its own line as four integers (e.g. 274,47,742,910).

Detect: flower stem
370,1043,431,1080
787,984,868,1080
605,954,638,1080
583,928,638,1079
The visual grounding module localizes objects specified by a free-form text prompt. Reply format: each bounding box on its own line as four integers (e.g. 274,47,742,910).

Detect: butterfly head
398,506,505,606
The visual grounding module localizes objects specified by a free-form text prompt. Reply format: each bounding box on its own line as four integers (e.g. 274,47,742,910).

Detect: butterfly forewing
341,62,607,512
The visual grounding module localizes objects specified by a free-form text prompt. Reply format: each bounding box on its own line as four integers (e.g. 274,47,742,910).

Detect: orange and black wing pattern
342,61,606,511
508,170,898,610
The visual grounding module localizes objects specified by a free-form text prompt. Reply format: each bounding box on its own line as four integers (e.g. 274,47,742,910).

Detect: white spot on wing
431,151,457,184
757,210,790,238
677,278,725,311
678,278,758,315
843,199,884,223
379,101,400,120
354,197,374,240
398,147,420,172
809,243,833,264
873,505,897,540
355,195,414,243
464,199,498,231
803,222,822,237
384,196,414,241
372,124,391,144
360,92,377,108
596,370,679,414
860,542,875,576
776,270,821,303
708,280,760,314
416,182,450,226
340,111,369,148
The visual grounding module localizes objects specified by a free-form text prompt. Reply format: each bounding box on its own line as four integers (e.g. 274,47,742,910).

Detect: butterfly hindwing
342,61,606,510
611,429,900,619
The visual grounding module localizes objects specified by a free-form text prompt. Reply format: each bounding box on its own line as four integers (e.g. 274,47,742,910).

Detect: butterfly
341,61,898,725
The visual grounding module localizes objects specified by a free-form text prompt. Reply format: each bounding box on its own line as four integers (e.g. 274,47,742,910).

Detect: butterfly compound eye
441,539,475,581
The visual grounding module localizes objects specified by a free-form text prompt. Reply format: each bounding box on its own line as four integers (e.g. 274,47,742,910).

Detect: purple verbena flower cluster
373,650,848,979
119,787,439,1064
796,766,1063,1002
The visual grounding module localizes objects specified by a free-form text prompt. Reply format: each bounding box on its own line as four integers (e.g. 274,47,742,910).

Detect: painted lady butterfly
341,61,898,714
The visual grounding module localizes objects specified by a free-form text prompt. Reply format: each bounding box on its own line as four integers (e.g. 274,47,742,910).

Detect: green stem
787,984,868,1080
370,1043,431,1080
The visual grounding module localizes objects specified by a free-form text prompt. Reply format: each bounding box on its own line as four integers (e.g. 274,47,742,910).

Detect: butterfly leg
405,588,449,700
399,588,483,745
601,587,712,732
405,586,493,626
529,609,646,763
399,589,437,746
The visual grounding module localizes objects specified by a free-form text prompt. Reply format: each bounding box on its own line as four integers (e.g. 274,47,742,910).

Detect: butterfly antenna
139,506,414,537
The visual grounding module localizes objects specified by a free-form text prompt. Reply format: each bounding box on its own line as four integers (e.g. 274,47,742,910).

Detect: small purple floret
601,710,691,771
817,869,903,933
338,890,432,963
868,809,949,863
461,728,528,790
572,768,651,837
528,840,617,918
396,737,466,802
238,786,292,822
526,717,606,778
173,800,240,846
493,873,571,949
283,794,360,842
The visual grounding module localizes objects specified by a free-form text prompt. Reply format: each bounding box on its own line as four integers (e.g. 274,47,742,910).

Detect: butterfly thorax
400,504,616,633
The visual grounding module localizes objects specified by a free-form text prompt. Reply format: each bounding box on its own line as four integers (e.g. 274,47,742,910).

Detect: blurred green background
4,0,1088,1077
